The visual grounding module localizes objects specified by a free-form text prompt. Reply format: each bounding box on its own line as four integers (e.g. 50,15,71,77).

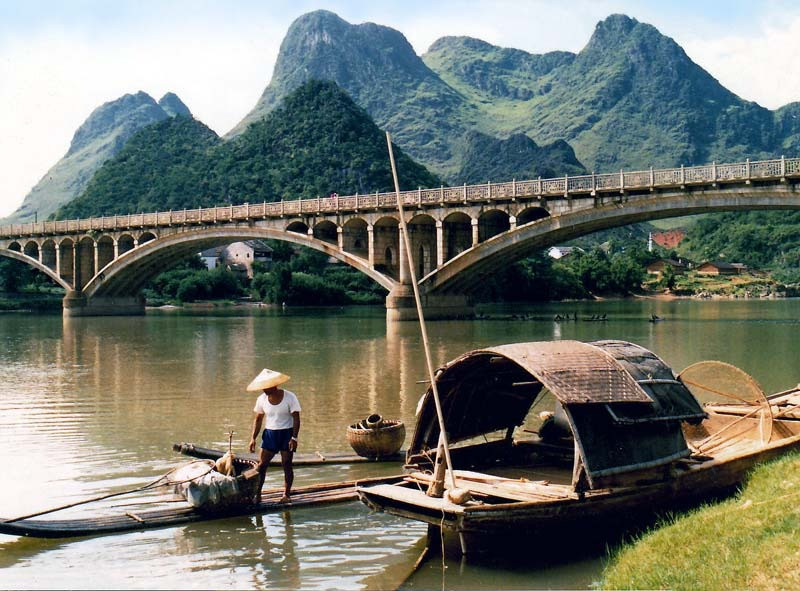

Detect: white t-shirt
253,389,301,430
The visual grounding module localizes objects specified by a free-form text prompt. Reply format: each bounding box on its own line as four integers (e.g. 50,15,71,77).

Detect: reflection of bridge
2,156,800,319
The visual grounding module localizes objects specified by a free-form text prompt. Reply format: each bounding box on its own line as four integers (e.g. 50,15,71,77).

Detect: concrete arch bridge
2,156,800,320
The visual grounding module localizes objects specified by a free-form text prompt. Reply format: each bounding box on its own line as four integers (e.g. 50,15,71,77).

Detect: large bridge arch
83,226,395,299
0,248,71,290
423,186,800,294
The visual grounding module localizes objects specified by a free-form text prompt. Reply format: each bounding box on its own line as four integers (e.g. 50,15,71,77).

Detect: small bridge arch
83,226,395,300
0,248,72,291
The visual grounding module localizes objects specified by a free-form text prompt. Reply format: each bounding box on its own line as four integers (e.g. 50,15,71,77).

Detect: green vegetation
142,248,385,307
249,246,384,306
475,244,652,302
602,452,800,591
56,80,441,220
452,132,586,184
0,259,64,311
56,115,220,218
681,211,800,284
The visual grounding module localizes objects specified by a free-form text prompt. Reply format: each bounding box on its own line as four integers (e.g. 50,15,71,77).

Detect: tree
659,265,677,290
610,254,645,294
271,263,293,304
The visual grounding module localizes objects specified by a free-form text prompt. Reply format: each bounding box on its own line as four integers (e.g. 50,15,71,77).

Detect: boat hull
358,434,800,537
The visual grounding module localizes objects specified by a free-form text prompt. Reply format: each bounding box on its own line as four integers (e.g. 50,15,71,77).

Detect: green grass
601,452,800,590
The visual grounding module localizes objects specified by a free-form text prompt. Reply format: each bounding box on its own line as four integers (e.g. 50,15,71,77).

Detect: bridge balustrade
442,187,464,201
567,175,594,192
542,178,566,193
595,173,621,190
421,188,441,204
623,171,651,187
653,169,683,185
717,163,747,181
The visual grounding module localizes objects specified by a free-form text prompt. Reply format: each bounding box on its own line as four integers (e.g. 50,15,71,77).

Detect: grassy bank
601,452,800,590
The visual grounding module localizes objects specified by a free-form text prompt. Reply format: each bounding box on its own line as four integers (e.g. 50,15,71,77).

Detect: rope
2,460,216,524
705,488,800,520
439,512,447,591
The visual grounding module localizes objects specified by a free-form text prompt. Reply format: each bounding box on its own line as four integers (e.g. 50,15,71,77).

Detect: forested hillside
55,81,440,219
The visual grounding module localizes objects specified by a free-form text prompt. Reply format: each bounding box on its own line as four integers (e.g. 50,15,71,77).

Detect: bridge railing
2,156,799,239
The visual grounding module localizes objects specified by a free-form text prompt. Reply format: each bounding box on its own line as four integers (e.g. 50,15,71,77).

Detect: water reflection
251,512,301,590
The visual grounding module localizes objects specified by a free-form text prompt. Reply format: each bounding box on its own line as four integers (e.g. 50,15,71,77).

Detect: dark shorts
261,428,294,452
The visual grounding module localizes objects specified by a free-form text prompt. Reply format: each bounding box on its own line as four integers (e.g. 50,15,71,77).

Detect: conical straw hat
246,368,290,392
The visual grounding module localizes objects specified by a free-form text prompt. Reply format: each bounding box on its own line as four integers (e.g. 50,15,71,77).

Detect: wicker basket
346,419,405,458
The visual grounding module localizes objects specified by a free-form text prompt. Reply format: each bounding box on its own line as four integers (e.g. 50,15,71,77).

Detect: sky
2,0,800,218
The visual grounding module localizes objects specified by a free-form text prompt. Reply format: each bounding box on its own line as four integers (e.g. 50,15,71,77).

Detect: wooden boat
0,449,404,539
357,340,800,550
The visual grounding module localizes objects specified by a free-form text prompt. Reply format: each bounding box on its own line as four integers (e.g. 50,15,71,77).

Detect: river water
1,299,799,590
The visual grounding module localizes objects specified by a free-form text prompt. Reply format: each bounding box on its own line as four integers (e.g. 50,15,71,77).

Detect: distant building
198,240,273,278
696,261,747,275
547,246,583,260
646,258,688,276
199,246,224,270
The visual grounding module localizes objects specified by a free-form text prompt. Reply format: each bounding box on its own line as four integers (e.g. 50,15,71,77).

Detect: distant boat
649,314,664,322
583,314,607,321
357,340,800,553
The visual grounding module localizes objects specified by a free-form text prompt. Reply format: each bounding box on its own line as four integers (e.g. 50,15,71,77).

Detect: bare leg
279,450,294,502
257,448,277,501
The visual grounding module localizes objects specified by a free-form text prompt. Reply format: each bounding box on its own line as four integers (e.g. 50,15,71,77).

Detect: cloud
681,15,800,109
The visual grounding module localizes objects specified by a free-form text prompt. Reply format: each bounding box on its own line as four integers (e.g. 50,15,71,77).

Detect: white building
547,246,583,260
199,240,273,278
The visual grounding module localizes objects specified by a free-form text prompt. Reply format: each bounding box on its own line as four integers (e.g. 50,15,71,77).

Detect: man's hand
248,438,256,453
288,438,298,453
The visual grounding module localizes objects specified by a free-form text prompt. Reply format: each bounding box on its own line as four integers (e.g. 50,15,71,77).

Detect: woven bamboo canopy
410,340,706,489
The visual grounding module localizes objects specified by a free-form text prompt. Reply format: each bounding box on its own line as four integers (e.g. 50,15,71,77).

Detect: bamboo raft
173,442,405,465
0,472,403,539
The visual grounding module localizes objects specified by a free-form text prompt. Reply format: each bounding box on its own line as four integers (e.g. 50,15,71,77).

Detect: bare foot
279,494,291,503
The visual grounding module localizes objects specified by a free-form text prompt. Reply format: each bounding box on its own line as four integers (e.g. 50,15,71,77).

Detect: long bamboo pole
385,132,458,496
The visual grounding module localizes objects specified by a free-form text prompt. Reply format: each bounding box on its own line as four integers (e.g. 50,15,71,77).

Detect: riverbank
0,293,62,312
601,452,800,591
643,269,799,299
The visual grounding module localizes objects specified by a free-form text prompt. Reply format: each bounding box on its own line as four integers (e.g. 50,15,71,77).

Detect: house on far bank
199,246,224,270
646,258,689,277
547,246,584,260
696,261,748,275
198,240,273,278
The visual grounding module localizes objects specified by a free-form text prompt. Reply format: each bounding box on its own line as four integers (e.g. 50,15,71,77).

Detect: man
247,368,301,503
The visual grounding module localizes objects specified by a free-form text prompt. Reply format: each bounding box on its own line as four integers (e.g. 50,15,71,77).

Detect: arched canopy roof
410,340,705,489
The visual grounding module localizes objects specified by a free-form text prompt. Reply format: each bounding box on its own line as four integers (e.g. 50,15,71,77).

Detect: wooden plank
406,473,559,503
358,484,460,513
407,470,574,501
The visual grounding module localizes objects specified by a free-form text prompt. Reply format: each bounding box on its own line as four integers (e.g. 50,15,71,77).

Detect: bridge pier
385,285,473,322
62,291,145,317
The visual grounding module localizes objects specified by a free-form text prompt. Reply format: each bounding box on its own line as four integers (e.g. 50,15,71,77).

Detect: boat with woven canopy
357,339,800,548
